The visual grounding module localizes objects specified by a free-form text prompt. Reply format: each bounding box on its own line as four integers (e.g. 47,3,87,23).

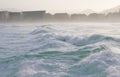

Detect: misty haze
0,0,120,77
0,5,120,23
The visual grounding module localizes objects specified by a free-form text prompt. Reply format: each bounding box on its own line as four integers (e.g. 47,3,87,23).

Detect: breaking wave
0,23,120,77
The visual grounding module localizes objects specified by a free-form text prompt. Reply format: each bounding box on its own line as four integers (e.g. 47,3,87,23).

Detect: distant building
71,14,87,21
0,11,9,22
44,13,54,21
8,12,23,22
88,13,106,21
22,11,46,21
54,13,70,21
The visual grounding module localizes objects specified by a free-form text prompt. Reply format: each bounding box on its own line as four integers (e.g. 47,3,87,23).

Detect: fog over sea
0,23,120,77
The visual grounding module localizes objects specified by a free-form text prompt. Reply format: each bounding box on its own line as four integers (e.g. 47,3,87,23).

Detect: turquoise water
0,23,120,77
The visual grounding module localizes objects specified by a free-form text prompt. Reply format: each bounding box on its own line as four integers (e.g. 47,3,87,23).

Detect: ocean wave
0,24,120,77
30,26,120,48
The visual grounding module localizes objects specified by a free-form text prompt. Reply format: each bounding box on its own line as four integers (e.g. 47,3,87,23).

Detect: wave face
0,23,120,77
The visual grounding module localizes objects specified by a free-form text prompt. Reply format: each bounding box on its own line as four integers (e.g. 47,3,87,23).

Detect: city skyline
1,9,120,23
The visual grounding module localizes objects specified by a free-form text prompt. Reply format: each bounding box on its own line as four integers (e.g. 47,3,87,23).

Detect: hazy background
0,0,120,14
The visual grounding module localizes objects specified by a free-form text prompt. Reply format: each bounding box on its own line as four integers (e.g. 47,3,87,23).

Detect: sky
0,0,120,14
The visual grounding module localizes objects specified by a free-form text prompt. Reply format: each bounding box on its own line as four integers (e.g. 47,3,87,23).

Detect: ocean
0,23,120,77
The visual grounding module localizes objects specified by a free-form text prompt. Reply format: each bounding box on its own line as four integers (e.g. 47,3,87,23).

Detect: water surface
0,23,120,77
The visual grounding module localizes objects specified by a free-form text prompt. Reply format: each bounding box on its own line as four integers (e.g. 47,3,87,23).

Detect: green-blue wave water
0,23,120,77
